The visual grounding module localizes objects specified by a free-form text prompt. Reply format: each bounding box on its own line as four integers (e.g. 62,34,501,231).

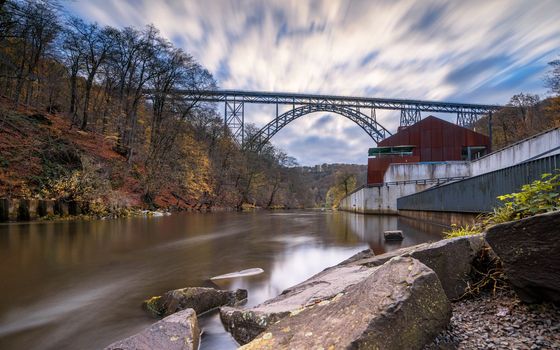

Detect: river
0,210,445,350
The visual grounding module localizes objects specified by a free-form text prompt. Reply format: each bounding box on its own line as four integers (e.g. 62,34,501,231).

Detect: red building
367,116,490,184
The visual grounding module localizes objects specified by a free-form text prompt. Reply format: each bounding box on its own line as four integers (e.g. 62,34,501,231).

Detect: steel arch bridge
177,89,503,149
248,104,391,150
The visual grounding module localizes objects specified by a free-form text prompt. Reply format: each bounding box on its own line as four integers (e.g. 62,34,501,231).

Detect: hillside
474,95,560,150
0,97,148,207
0,97,368,210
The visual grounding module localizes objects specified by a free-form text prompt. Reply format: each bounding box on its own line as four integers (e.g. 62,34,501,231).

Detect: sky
65,0,560,166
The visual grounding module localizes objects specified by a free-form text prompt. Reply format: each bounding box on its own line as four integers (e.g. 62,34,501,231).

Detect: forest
0,0,367,213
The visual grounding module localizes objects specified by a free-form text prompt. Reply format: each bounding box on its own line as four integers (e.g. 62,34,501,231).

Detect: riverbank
427,288,560,349
0,196,262,223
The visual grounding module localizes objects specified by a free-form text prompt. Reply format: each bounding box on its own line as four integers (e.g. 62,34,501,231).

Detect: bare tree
10,0,60,106
545,58,560,96
67,19,115,130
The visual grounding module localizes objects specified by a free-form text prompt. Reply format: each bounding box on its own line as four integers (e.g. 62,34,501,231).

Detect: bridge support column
224,97,244,144
488,111,493,152
400,108,421,127
456,111,478,129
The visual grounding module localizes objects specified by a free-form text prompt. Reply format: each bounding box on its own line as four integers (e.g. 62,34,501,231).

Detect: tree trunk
81,75,94,130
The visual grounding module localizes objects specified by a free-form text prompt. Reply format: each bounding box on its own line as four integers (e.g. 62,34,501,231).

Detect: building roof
379,115,488,147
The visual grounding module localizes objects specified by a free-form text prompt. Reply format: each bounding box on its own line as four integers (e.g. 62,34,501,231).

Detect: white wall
383,161,471,183
339,183,431,214
471,127,560,176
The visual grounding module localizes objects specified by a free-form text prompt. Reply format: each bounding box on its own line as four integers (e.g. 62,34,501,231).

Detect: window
462,146,487,161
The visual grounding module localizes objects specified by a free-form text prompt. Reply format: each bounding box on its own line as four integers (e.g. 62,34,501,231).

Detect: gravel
425,288,560,350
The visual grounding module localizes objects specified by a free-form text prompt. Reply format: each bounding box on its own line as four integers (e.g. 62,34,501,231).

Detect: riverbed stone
220,264,375,344
240,257,451,350
104,308,200,350
343,235,485,300
143,287,247,318
384,229,404,241
485,210,560,303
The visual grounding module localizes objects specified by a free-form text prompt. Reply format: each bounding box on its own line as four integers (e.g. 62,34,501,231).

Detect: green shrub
496,172,560,220
445,171,560,237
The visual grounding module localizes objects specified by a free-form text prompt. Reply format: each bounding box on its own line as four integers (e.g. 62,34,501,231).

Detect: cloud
65,0,560,166
446,56,512,85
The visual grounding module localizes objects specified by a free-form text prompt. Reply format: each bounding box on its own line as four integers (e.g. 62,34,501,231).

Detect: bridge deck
179,89,503,114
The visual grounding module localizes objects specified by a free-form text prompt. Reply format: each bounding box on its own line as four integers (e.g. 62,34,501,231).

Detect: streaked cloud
65,0,560,165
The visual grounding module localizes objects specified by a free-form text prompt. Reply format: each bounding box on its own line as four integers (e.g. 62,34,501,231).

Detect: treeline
0,0,314,210
475,60,560,150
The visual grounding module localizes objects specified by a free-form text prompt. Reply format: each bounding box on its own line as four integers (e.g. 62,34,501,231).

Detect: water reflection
0,211,443,350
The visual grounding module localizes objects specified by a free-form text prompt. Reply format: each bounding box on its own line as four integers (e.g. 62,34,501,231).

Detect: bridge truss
181,90,502,148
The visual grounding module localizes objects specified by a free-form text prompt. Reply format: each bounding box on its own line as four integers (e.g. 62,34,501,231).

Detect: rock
211,268,264,280
105,308,200,350
344,235,485,300
240,257,451,350
337,248,374,265
220,264,375,344
485,210,560,303
221,235,484,345
384,230,404,241
143,287,247,318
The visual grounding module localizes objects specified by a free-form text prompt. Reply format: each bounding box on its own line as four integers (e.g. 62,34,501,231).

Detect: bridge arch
246,104,392,150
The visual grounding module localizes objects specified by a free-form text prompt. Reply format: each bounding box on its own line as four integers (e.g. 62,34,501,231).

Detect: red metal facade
367,116,490,184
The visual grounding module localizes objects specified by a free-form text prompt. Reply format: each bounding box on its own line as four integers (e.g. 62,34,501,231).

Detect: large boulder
485,210,560,303
105,308,200,350
220,264,375,344
240,257,451,350
344,235,485,300
221,235,484,345
143,287,247,318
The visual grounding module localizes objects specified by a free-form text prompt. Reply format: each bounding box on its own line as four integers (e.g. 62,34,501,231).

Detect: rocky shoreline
427,288,560,349
105,210,560,349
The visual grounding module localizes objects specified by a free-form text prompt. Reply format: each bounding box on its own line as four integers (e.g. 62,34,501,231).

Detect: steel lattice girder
224,98,244,143
456,111,479,128
246,104,391,150
179,89,503,114
400,108,422,126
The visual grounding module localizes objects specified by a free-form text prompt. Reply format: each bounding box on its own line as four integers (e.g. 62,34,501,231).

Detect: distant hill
296,163,367,207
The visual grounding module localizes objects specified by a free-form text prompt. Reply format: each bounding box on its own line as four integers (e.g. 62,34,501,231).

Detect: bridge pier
456,110,479,128
224,97,245,144
400,107,421,127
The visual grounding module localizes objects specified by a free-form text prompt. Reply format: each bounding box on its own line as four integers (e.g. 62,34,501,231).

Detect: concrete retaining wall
0,198,84,222
383,162,470,183
471,127,560,176
398,210,478,227
397,153,560,213
339,183,432,214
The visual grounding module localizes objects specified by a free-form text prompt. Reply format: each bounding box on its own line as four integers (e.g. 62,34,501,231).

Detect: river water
0,210,444,350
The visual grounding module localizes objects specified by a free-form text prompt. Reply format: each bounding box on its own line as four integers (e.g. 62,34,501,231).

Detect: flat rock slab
144,287,247,318
344,235,485,300
485,210,560,303
221,235,484,345
240,257,451,350
105,308,200,350
220,264,375,344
